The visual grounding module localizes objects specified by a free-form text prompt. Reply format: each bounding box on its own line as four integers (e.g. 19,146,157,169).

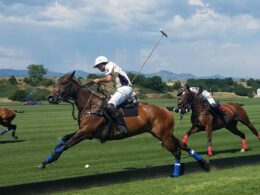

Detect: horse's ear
69,70,75,78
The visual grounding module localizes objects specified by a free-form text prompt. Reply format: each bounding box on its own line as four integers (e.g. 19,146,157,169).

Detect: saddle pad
121,105,138,117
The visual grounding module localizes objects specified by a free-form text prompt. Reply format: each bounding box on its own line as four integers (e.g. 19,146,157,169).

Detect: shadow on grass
198,148,252,155
123,165,153,170
0,139,26,144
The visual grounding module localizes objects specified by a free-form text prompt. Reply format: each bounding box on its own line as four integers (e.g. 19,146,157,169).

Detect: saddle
198,100,226,124
118,95,139,117
100,95,139,141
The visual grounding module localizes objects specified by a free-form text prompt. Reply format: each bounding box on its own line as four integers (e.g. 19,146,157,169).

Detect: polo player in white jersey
93,56,133,135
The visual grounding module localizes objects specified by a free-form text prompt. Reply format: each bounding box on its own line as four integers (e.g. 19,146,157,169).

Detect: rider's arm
93,74,112,83
94,62,114,83
189,87,199,94
201,90,212,99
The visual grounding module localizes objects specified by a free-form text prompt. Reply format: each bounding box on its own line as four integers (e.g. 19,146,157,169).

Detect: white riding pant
108,86,133,107
200,90,216,105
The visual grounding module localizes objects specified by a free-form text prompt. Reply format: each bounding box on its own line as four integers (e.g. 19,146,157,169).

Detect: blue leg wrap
0,129,8,136
189,148,203,161
173,160,181,177
55,140,65,149
57,140,65,146
55,147,64,153
45,155,54,163
44,148,63,164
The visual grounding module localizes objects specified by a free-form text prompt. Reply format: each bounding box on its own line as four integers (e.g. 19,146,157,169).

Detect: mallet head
160,29,168,37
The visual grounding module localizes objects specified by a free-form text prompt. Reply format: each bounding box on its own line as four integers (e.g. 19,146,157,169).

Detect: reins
63,81,108,121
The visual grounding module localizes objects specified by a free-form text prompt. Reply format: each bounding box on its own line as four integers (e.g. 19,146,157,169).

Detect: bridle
48,77,109,120
177,89,194,114
49,77,82,103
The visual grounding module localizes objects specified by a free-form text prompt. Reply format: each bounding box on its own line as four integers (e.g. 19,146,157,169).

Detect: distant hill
0,69,88,78
0,68,245,80
0,69,28,77
145,70,197,80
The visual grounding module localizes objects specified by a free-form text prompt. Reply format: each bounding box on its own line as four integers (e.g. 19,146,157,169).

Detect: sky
0,0,260,78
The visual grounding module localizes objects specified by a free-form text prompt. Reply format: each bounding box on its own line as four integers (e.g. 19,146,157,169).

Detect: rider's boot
113,112,128,135
213,105,229,124
106,103,128,136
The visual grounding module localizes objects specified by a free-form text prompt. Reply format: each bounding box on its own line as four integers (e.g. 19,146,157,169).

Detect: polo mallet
131,29,168,84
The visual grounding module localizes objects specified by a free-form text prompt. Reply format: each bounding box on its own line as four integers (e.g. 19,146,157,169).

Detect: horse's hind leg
161,133,209,176
239,116,260,140
227,122,248,152
161,135,183,176
11,124,18,139
236,106,260,139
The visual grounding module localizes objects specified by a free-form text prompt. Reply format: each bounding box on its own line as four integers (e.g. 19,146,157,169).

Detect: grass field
0,97,259,189
56,164,260,195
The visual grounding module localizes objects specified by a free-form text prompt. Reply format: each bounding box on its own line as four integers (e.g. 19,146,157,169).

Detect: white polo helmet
94,56,109,68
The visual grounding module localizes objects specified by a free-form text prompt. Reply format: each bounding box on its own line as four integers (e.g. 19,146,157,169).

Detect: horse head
177,85,194,113
48,70,81,104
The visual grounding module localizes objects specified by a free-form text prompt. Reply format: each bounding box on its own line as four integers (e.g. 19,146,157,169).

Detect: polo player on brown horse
177,85,260,156
0,108,19,139
37,71,210,176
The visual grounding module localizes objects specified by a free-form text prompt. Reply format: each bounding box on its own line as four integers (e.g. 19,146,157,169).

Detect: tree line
173,78,260,98
1,64,260,101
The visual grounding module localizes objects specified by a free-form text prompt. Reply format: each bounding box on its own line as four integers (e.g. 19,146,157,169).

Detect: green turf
0,98,259,187
55,164,260,195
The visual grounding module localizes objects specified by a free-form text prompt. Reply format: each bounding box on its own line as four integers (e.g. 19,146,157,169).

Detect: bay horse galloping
0,108,19,139
37,71,210,177
177,85,260,156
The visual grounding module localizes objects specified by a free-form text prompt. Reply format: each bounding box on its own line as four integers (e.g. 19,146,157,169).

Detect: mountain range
0,68,240,80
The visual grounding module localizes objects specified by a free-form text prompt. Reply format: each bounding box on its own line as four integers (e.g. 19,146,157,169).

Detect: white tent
257,88,260,96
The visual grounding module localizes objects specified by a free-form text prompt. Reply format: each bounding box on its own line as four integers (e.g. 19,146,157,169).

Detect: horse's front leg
37,130,89,169
55,132,77,149
205,124,213,156
182,126,198,144
0,124,17,139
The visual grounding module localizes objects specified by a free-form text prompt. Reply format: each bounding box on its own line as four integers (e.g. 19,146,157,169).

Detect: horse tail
14,110,25,113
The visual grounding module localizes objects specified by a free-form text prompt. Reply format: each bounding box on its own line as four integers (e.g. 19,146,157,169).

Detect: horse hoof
199,160,210,172
37,163,46,169
14,136,18,139
241,149,246,153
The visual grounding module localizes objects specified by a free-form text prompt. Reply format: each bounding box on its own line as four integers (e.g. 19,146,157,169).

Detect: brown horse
37,71,210,176
177,85,260,156
0,108,19,139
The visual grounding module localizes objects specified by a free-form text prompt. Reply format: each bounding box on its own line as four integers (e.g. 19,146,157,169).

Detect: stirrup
115,125,128,136
223,116,229,123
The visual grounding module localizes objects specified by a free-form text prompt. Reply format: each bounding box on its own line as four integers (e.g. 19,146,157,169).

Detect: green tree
27,64,47,80
172,81,182,90
9,90,28,101
87,74,99,79
8,75,17,85
144,76,164,92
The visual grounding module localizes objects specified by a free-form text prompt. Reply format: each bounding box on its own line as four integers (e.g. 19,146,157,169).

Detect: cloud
0,46,34,69
188,0,205,7
0,0,170,31
0,0,259,78
167,3,260,41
